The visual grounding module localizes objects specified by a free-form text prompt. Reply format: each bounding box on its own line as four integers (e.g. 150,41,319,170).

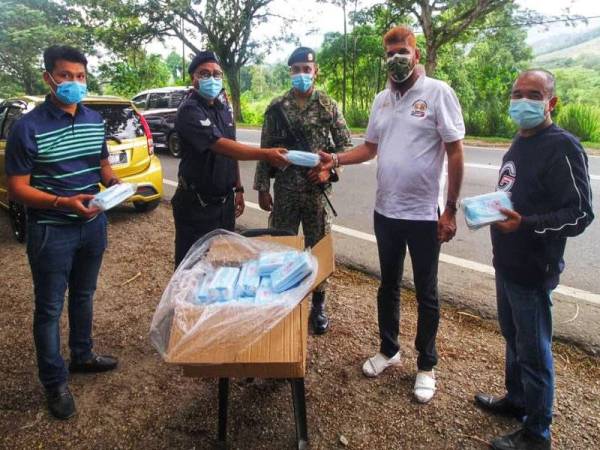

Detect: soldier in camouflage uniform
253,47,352,334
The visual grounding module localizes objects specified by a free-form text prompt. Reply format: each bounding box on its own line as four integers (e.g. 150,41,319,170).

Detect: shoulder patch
200,118,212,127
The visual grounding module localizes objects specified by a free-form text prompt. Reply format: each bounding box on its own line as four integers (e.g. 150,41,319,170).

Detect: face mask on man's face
196,76,223,100
291,73,313,93
508,98,548,129
47,73,87,105
386,53,414,83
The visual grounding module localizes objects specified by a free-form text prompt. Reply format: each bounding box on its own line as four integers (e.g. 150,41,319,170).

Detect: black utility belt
178,177,232,206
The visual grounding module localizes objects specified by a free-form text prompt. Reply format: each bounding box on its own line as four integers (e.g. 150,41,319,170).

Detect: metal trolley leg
218,378,230,443
290,378,308,450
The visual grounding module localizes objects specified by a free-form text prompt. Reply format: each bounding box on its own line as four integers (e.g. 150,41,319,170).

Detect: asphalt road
157,128,600,352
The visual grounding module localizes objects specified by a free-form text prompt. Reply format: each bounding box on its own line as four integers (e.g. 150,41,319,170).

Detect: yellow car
0,95,163,242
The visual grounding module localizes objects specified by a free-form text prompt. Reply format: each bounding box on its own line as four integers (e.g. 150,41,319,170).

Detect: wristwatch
445,200,458,213
234,186,245,194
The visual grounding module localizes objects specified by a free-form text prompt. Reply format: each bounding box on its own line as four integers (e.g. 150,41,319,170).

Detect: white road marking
237,138,599,178
465,163,600,181
164,176,600,306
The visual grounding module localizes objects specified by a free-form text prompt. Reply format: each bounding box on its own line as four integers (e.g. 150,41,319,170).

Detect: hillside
531,25,600,56
534,35,600,64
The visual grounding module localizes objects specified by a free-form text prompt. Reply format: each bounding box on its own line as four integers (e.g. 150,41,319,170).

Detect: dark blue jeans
374,211,440,371
496,271,554,441
26,214,107,389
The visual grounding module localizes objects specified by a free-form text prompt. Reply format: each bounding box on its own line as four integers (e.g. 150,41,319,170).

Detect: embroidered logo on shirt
200,118,212,127
497,161,516,192
410,100,428,118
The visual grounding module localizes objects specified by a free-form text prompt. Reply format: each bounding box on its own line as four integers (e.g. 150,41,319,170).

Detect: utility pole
181,16,185,83
342,0,347,115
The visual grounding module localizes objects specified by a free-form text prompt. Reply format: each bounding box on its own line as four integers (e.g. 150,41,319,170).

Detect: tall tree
0,0,93,95
73,0,293,121
390,0,584,75
99,52,171,97
390,0,515,74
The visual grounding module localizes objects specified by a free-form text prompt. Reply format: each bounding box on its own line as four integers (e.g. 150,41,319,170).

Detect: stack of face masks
258,251,298,276
255,276,276,303
90,183,137,211
461,191,513,230
207,267,240,302
191,250,315,305
270,252,313,293
236,260,260,297
286,150,320,168
195,274,213,304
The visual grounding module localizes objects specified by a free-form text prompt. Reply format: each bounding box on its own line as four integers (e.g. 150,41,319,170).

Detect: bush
240,92,270,126
344,106,370,128
464,106,516,138
557,104,600,142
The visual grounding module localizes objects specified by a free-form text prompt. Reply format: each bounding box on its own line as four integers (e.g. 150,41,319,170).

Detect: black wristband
445,200,458,213
234,186,244,194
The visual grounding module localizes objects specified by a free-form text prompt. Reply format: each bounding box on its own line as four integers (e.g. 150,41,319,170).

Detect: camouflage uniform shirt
253,89,352,193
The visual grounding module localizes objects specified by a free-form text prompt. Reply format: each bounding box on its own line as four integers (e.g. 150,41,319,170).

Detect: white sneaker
414,370,436,403
362,352,401,378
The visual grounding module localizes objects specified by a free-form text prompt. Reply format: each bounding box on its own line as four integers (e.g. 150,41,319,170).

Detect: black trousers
374,211,441,371
172,189,235,268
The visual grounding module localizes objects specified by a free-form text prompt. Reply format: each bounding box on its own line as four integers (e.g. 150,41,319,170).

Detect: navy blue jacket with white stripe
491,124,594,289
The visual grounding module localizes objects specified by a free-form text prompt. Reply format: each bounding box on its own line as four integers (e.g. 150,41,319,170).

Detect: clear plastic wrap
461,191,513,230
150,229,318,362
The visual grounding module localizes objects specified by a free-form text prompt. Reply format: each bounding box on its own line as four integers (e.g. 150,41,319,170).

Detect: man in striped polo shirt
6,46,119,420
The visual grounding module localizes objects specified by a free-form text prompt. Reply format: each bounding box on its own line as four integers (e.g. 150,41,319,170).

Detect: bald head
512,69,556,100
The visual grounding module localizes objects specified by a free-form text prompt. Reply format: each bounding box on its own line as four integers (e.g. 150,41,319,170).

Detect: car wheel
9,201,26,243
133,199,160,213
168,132,181,158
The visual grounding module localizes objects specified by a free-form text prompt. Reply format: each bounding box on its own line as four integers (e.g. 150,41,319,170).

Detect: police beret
288,47,316,66
188,51,220,75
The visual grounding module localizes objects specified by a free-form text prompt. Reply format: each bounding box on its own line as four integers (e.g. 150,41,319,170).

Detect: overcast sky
149,0,600,64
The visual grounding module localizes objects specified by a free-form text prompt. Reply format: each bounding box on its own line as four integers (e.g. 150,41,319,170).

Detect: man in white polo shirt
317,25,464,403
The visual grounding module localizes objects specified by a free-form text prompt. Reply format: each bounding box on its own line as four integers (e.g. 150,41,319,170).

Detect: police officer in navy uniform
173,51,288,267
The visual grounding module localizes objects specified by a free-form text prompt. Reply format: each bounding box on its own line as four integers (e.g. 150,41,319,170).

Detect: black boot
310,292,329,335
45,383,76,420
491,428,551,450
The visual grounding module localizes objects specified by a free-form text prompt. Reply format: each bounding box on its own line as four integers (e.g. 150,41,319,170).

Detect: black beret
288,47,316,66
188,51,220,75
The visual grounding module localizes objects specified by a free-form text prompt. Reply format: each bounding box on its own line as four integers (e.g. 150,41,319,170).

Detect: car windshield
85,103,144,141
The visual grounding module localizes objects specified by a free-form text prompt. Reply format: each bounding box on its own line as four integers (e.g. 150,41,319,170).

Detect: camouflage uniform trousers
269,184,332,293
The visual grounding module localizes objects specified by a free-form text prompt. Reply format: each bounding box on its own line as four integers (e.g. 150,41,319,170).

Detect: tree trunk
424,42,438,76
224,65,243,123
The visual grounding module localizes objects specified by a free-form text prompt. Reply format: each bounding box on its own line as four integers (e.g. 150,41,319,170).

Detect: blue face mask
198,77,223,100
508,98,547,129
291,74,313,93
49,74,87,105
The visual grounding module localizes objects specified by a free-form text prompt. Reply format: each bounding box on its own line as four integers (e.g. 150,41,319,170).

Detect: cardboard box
165,233,334,378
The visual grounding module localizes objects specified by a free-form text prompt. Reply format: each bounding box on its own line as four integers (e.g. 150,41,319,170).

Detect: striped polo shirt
5,96,109,224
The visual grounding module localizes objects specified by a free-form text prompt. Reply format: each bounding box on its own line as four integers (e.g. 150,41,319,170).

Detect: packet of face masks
207,267,240,302
270,251,314,293
286,150,320,168
258,251,298,276
89,183,137,211
461,191,513,230
194,273,213,304
255,276,276,303
236,260,260,297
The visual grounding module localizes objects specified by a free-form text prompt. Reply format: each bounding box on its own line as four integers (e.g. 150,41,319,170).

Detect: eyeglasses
194,70,224,80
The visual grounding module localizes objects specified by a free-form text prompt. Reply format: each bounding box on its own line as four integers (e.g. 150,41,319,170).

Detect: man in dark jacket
475,69,594,450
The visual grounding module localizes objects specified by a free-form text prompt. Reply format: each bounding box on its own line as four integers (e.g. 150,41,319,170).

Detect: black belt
178,176,232,206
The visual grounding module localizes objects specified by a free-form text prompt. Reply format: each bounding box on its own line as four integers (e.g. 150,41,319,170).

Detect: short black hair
518,69,556,97
43,45,88,72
